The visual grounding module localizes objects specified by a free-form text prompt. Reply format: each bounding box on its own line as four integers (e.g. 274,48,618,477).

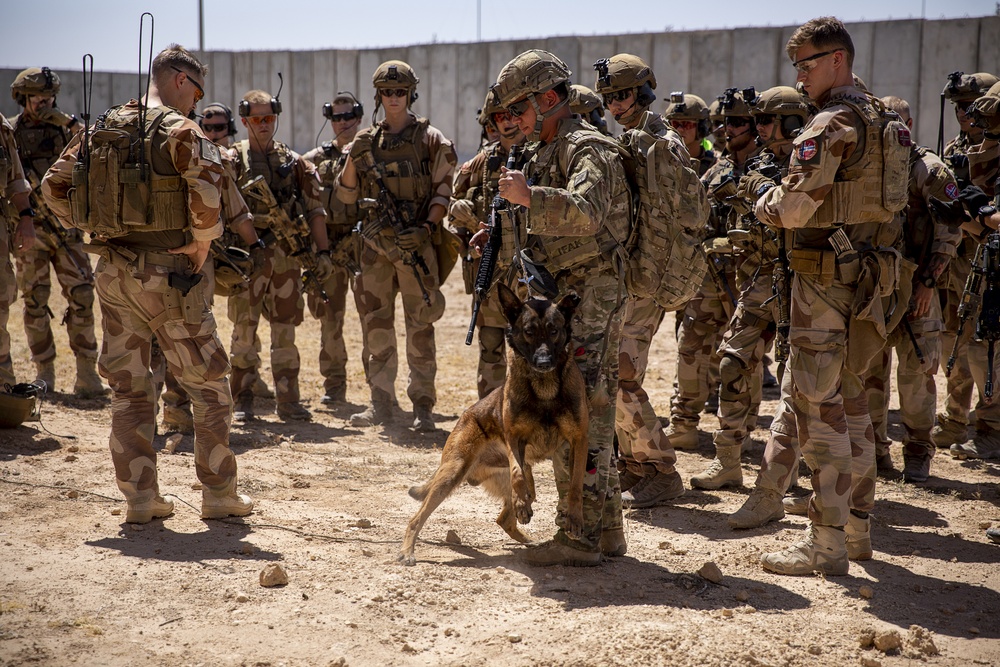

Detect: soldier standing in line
0,113,37,388
303,92,366,405
9,67,105,397
448,90,525,398
229,89,332,423
665,88,753,454
490,49,628,565
336,61,456,431
42,44,252,523
591,53,691,508
933,72,999,450
866,96,962,482
753,18,908,575
664,93,717,177
567,84,610,136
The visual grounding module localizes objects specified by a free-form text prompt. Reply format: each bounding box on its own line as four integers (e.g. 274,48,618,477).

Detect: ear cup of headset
636,83,656,108
781,114,803,139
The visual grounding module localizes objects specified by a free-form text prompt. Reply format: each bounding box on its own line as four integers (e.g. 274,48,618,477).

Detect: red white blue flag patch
945,182,959,200
798,138,818,162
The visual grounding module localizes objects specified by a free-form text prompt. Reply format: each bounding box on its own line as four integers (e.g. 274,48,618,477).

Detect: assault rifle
947,241,987,377
239,175,329,304
466,147,519,345
353,151,431,306
977,233,1000,399
26,172,89,279
210,239,252,284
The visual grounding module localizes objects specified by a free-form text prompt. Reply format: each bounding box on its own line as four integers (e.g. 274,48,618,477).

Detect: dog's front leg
507,437,533,525
563,433,588,541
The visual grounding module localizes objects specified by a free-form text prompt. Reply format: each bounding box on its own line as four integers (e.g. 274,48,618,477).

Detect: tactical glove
447,199,478,229
702,236,733,255
397,225,430,251
36,108,77,128
314,252,334,284
958,185,993,216
928,196,971,228
736,172,776,204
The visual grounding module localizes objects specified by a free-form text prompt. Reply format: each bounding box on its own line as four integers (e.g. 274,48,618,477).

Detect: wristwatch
978,204,997,221
919,274,937,289
18,207,35,219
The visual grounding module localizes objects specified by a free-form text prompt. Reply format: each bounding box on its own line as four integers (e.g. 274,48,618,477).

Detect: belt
83,241,191,273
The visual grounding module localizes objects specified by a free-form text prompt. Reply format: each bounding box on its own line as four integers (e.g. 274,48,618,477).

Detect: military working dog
398,283,589,565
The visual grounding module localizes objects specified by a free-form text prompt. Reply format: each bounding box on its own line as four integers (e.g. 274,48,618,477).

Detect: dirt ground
1,268,999,667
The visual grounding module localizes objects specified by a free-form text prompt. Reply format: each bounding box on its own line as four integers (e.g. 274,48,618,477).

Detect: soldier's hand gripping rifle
240,175,329,304
26,172,89,279
353,152,432,306
947,241,988,377
466,147,519,345
975,233,1000,400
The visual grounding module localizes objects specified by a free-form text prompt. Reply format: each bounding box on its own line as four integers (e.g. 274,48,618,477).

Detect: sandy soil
1,268,999,667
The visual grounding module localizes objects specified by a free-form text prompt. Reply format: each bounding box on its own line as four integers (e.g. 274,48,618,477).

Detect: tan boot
522,537,601,567
202,479,254,519
161,406,194,434
782,493,810,516
845,513,872,561
35,360,56,393
350,400,394,427
690,449,743,490
126,495,175,524
622,470,685,508
931,415,968,449
664,422,700,450
760,524,849,576
73,356,108,398
412,402,435,432
729,487,784,529
599,527,627,557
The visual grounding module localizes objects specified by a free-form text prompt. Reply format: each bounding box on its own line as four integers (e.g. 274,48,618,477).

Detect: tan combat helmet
749,85,811,143
10,67,61,106
492,49,572,140
479,88,503,128
968,81,1000,134
592,53,656,126
665,92,711,138
372,60,419,109
942,71,999,103
569,84,609,135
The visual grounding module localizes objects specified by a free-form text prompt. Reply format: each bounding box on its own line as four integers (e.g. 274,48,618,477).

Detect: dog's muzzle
532,348,555,372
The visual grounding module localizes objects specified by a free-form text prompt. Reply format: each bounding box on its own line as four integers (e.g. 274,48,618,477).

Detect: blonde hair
786,17,855,66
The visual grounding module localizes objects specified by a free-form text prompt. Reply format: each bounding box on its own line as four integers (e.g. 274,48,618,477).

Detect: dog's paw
514,500,534,525
563,512,584,540
397,552,417,566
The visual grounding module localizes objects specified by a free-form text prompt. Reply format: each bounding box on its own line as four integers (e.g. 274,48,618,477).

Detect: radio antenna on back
137,12,155,178
80,54,94,165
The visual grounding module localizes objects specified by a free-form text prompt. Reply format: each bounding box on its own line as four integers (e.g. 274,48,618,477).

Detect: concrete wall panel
208,51,234,112
429,43,459,145
732,28,782,92
689,31,732,105
291,50,314,151
869,21,922,135
456,43,486,161
486,40,516,85
919,19,981,151
406,45,432,118
651,32,691,104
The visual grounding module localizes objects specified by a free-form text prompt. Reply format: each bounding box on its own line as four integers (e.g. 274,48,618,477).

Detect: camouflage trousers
615,296,676,474
866,298,942,458
754,366,799,494
354,237,445,408
14,222,97,365
468,261,518,399
94,255,236,503
553,270,624,547
789,273,876,527
229,243,304,405
0,223,16,386
670,267,732,425
307,264,355,397
714,268,772,454
940,287,1000,430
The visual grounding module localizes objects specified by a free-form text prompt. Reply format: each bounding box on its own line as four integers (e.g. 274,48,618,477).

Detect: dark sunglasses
328,111,357,122
725,116,751,127
170,65,204,102
491,110,513,124
754,114,776,126
380,88,409,98
601,89,632,105
200,122,229,133
506,97,532,118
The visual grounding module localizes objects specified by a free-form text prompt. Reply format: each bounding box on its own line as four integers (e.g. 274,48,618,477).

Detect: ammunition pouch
788,248,861,286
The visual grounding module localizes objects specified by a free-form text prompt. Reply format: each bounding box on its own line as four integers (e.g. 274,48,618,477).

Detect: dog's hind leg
399,455,473,566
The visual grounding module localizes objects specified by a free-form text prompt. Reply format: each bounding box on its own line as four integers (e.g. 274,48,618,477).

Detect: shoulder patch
945,182,959,200
572,168,589,189
199,137,222,166
797,138,820,163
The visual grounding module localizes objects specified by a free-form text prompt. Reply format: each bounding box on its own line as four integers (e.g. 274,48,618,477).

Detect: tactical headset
239,73,283,117
323,91,363,121
202,102,238,136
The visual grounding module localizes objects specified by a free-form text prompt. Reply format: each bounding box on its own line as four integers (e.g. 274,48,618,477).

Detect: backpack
617,120,711,311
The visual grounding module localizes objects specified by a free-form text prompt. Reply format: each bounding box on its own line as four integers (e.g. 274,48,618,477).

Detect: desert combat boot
522,534,601,567
126,495,176,524
760,524,849,576
729,487,784,529
951,429,1000,460
622,470,685,508
202,479,254,519
74,356,108,398
690,447,743,490
845,512,872,561
931,414,967,448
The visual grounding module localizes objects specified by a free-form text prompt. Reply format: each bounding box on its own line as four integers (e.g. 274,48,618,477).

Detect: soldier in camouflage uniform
490,49,627,565
753,18,907,575
665,88,752,454
8,67,105,397
448,90,525,398
933,72,1000,450
866,96,962,482
0,113,37,387
42,45,252,523
568,84,610,136
303,92,366,404
229,89,332,423
591,53,689,508
695,87,809,494
336,61,456,431
665,93,717,177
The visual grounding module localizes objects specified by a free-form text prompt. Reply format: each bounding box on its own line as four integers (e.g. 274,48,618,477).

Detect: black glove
958,185,992,216
397,225,430,251
928,196,971,228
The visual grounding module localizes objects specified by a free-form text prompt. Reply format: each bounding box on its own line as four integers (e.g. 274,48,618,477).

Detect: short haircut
152,44,207,85
786,17,855,67
880,95,911,123
242,89,273,105
332,92,359,107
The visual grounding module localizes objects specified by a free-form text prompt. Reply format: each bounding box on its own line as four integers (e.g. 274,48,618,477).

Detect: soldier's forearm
310,215,330,250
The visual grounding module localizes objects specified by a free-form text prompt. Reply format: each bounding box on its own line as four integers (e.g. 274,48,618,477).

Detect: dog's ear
497,283,523,324
557,292,581,321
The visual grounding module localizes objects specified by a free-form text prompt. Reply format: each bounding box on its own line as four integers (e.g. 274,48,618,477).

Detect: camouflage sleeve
448,153,483,233
220,151,251,230
40,129,82,228
334,140,359,205
526,141,612,237
968,137,999,194
292,151,327,223
917,153,962,259
1,118,31,200
425,126,458,213
163,116,225,241
301,146,323,164
755,107,859,229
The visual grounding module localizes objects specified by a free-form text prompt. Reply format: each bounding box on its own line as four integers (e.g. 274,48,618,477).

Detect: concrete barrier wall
2,17,998,161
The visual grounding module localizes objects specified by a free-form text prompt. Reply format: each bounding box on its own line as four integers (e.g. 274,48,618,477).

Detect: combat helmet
749,85,810,141
968,81,1000,134
10,67,61,106
492,49,572,140
569,84,609,135
372,60,419,107
213,246,254,298
942,71,999,103
665,92,711,138
592,54,656,125
0,382,45,429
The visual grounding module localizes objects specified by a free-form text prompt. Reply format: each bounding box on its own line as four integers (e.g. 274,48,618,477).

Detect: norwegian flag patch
945,182,959,200
798,138,818,162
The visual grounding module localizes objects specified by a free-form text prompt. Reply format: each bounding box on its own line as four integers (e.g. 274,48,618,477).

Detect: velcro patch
797,138,820,163
199,137,222,166
572,169,589,189
945,182,959,200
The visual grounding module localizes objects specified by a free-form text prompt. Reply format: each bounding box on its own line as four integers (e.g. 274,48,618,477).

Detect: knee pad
719,354,750,401
68,283,95,312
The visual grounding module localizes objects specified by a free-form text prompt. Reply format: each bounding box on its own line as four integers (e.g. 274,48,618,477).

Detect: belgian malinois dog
398,283,589,565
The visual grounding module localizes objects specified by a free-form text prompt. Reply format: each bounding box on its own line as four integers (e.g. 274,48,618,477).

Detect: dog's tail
408,484,429,501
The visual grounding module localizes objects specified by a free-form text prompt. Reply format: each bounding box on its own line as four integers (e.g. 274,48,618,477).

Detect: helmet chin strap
526,91,569,141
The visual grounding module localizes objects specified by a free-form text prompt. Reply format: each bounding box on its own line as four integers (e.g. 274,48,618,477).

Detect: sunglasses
246,114,276,125
601,89,632,106
491,110,513,124
506,97,532,118
328,111,357,122
754,114,776,126
669,119,697,130
725,116,751,127
170,65,204,103
791,49,842,74
200,122,229,133
380,88,409,98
